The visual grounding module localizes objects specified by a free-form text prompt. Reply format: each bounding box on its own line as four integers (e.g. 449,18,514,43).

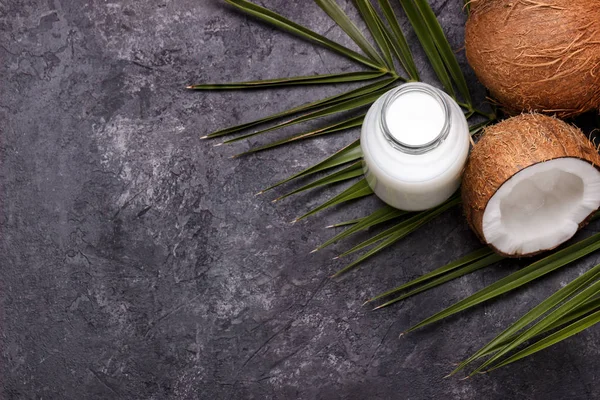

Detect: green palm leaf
233,114,365,157
259,140,362,194
337,195,460,258
366,247,495,304
472,278,600,374
336,212,428,258
274,161,364,202
204,77,397,139
315,0,387,68
378,0,420,80
373,253,504,310
188,71,386,90
413,0,472,105
481,297,600,359
398,0,455,97
354,1,394,70
333,196,461,276
488,309,600,372
327,218,363,228
541,297,600,335
225,0,382,70
315,205,407,251
294,178,373,222
452,260,600,375
463,0,471,15
469,119,493,136
222,86,390,145
406,232,600,334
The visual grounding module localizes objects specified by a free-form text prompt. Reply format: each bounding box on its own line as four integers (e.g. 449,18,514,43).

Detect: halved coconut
462,114,600,257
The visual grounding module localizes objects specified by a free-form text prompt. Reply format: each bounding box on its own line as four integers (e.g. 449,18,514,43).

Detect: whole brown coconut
462,113,600,257
465,0,600,118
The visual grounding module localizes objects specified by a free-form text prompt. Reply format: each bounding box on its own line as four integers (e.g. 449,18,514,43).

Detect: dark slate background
2,0,600,399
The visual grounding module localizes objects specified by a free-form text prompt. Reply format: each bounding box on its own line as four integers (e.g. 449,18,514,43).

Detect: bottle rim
380,83,451,155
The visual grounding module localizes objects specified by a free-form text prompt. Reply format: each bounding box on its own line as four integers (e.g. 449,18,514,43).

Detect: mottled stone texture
2,1,600,399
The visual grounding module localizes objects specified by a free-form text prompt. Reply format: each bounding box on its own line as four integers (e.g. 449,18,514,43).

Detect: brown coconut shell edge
461,113,600,257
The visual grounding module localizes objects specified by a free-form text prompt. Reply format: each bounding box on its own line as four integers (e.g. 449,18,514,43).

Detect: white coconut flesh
481,158,600,255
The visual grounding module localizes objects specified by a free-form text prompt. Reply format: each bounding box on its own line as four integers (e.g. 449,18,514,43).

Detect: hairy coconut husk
465,0,600,118
462,113,600,256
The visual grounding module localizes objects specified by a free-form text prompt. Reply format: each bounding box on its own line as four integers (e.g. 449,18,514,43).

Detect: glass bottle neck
379,84,452,155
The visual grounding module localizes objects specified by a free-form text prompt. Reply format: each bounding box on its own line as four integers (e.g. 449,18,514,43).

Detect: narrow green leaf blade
333,196,461,276
482,297,600,359
338,195,460,258
222,86,389,144
398,0,455,97
543,297,600,333
469,119,493,136
294,178,373,222
463,0,471,15
488,309,600,371
327,218,363,228
337,211,428,257
260,140,362,193
453,260,600,375
378,0,419,80
413,0,472,104
188,71,386,90
373,253,504,309
334,223,420,277
367,247,495,304
407,232,600,334
234,114,365,156
354,1,394,70
315,0,386,67
206,77,397,139
225,0,382,69
316,204,407,251
474,278,600,374
275,161,364,202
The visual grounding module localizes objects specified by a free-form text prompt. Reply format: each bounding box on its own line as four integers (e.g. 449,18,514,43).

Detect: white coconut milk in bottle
361,82,470,211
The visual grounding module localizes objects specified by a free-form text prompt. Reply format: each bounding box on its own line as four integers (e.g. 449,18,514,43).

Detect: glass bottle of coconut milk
361,82,470,211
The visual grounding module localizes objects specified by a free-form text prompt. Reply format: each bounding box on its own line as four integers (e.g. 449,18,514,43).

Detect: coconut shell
461,113,600,256
465,0,600,118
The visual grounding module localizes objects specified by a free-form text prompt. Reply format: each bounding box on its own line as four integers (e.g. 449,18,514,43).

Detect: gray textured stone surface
2,0,600,399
